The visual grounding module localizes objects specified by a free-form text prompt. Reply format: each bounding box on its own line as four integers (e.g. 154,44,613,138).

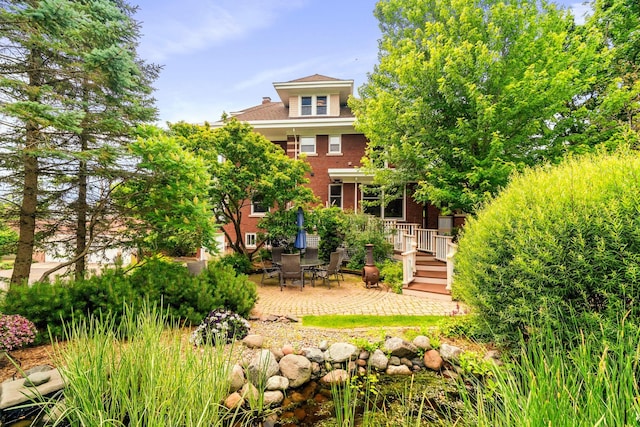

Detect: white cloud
138,0,305,62
569,2,592,25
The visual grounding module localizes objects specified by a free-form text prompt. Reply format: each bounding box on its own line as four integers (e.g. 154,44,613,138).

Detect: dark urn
362,243,380,288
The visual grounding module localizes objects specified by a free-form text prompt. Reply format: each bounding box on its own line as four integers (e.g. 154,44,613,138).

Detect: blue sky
132,0,592,126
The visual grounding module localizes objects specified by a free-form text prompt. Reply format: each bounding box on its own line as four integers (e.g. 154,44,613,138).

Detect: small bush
343,213,393,269
218,252,253,274
201,261,258,318
454,151,640,346
189,308,251,346
378,259,403,293
0,314,36,352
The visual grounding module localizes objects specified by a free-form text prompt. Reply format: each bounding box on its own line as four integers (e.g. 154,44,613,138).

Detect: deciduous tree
351,0,603,214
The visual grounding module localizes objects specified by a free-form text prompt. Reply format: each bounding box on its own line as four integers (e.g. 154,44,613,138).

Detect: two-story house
216,74,442,252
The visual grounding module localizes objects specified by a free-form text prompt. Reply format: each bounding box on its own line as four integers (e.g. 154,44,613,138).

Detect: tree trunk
11,50,42,286
75,134,88,280
11,141,38,286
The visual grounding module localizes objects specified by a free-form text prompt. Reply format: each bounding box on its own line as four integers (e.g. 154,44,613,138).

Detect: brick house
215,74,443,252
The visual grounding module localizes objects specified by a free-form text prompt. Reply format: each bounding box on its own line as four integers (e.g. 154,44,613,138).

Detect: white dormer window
300,95,328,116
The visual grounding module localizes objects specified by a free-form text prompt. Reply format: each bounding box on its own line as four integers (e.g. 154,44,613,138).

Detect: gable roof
287,74,346,83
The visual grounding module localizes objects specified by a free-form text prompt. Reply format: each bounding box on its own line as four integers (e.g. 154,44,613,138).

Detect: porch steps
401,252,451,297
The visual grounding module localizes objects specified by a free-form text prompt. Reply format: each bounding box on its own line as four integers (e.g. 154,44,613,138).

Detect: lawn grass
302,314,444,329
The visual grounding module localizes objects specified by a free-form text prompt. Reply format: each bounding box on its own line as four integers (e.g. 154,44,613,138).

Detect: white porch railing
383,221,456,289
401,236,417,285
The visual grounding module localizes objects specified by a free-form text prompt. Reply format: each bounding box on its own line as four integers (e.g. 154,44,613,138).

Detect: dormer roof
273,74,354,107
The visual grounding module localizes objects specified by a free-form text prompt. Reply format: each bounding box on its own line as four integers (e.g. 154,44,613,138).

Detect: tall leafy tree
350,0,603,214
114,128,217,257
0,0,157,285
170,119,316,257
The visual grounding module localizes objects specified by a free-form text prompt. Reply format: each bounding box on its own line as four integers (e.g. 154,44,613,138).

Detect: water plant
51,305,245,426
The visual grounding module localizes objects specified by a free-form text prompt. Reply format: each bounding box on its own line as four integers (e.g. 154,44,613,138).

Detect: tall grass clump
52,305,243,426
463,314,640,426
454,150,640,345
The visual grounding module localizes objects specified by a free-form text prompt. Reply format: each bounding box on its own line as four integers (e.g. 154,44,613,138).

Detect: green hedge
454,151,640,346
1,258,257,343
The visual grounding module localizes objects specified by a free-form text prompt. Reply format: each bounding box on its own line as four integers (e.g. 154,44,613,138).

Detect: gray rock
423,349,444,371
242,334,264,349
229,364,245,392
439,344,464,363
399,357,413,367
320,369,349,385
389,356,401,366
303,347,325,363
25,372,50,387
247,350,279,384
412,335,432,351
265,375,289,391
358,350,370,360
325,342,358,363
0,369,64,410
383,337,419,358
386,365,412,375
263,390,284,406
241,383,260,401
279,354,312,388
318,340,329,351
369,349,389,371
23,365,54,377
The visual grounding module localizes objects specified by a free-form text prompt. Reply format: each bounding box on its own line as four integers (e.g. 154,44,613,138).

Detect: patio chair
271,246,284,265
280,253,303,291
259,255,281,286
315,251,342,288
335,247,346,281
303,247,318,263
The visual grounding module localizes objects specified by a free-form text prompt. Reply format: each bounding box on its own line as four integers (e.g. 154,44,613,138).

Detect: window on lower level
245,233,257,248
329,184,343,208
361,186,404,219
328,135,341,154
299,136,316,154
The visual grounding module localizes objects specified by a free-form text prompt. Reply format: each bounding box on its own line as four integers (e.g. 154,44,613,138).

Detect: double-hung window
245,233,257,248
251,196,268,216
300,95,328,116
361,186,404,219
329,184,343,208
299,136,316,154
328,135,341,154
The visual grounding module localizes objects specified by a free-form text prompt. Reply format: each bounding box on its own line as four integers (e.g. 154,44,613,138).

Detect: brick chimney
262,96,271,104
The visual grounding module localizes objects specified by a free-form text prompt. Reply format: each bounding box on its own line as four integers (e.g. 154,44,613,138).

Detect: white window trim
328,134,342,154
250,198,268,217
299,136,316,155
361,186,406,220
329,183,343,209
299,95,329,116
245,233,257,248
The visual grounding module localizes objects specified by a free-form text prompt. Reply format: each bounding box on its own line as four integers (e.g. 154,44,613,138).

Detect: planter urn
362,244,380,288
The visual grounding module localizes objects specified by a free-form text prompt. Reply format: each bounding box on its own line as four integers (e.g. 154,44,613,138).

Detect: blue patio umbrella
294,207,306,250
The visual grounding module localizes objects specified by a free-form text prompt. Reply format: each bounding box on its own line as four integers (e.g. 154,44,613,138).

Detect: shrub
189,308,250,346
201,261,258,318
454,151,640,346
378,259,403,293
0,314,36,352
343,213,393,269
312,207,347,261
218,252,253,274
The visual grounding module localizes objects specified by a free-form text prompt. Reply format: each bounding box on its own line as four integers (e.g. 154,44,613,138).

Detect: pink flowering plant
0,314,37,352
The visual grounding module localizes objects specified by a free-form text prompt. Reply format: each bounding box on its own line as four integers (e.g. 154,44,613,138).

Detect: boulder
242,334,264,349
263,390,284,406
320,369,349,385
279,354,312,388
303,347,325,363
229,363,245,392
383,337,419,358
386,365,412,375
369,349,389,371
265,375,289,391
412,335,432,351
439,344,464,363
325,342,358,363
224,392,244,409
247,350,279,384
423,350,444,371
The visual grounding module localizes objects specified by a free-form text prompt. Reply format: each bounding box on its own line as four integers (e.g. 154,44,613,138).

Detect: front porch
384,221,456,297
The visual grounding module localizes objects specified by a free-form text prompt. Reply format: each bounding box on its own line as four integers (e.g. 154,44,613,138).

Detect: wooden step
404,282,451,296
416,264,446,272
415,270,447,279
412,276,448,286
